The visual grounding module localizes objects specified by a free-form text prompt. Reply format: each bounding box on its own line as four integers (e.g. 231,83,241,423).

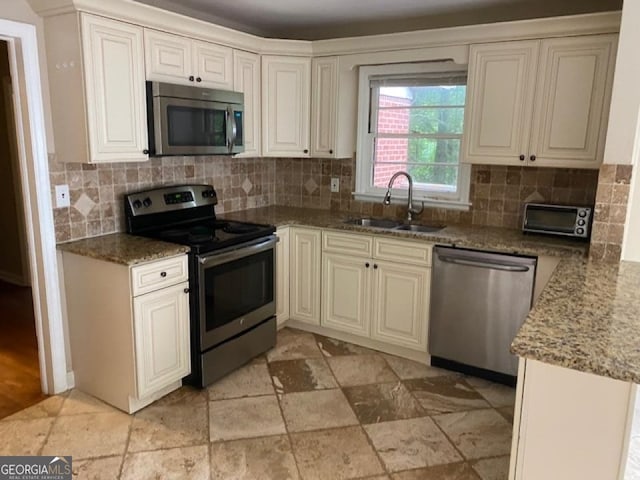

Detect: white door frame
0,19,68,394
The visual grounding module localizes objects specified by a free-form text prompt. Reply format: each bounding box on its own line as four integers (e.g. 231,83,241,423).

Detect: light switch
55,184,70,208
330,178,340,193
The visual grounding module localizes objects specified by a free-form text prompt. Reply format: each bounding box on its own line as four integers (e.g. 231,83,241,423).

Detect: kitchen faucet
383,171,424,223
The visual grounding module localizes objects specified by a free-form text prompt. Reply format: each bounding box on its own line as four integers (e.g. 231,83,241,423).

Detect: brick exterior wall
373,95,410,188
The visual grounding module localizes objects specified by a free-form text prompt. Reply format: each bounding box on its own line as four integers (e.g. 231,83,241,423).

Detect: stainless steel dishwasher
429,246,537,379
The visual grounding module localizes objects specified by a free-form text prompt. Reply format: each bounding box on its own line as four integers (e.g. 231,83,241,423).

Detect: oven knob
577,227,585,235
578,210,587,218
132,199,142,209
143,197,152,208
578,219,586,226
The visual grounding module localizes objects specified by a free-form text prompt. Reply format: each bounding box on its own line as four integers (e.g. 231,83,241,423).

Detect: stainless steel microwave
146,81,244,156
523,203,593,239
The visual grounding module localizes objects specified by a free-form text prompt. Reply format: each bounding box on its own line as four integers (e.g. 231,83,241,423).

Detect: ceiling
133,0,622,40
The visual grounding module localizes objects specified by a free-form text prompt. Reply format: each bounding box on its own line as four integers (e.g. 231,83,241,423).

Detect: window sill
353,192,471,211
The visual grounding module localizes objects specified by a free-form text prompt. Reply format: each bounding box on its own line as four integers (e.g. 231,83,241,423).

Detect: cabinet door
193,40,233,89
311,57,338,158
133,282,191,399
529,35,617,169
322,253,371,337
262,55,311,157
289,228,321,325
81,14,148,162
276,227,290,327
144,29,193,85
462,41,539,166
234,50,261,156
371,261,429,352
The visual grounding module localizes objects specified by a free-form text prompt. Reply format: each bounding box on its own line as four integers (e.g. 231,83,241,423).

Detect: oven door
153,96,244,156
197,236,276,350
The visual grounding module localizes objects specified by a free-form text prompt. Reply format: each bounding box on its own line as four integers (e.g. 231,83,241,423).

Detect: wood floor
0,280,46,419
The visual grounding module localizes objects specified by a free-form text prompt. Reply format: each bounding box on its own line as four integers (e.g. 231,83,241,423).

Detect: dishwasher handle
437,254,531,272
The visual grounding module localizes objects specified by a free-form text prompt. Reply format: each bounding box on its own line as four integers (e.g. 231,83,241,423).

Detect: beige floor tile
327,354,398,387
391,462,481,479
434,409,512,460
41,411,131,460
280,389,358,432
210,435,299,479
365,417,462,472
269,358,338,394
343,382,424,424
209,395,286,442
72,455,123,480
497,406,515,424
471,382,516,408
58,390,117,416
208,363,274,400
267,328,323,362
471,456,511,480
291,426,385,480
383,355,454,380
3,395,65,421
121,445,210,480
0,418,54,455
315,334,378,357
128,388,208,452
404,376,490,414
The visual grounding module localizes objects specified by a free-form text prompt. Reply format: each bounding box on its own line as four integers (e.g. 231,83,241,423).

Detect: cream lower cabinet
321,231,431,352
276,227,290,327
289,227,321,325
62,252,190,413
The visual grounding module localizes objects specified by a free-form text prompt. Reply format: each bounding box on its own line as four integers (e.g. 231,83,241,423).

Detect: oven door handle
198,236,278,267
226,106,237,154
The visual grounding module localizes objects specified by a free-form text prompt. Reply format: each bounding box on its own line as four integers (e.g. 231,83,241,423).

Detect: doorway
0,40,44,419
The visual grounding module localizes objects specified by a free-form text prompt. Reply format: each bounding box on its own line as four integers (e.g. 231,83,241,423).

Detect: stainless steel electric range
125,184,277,388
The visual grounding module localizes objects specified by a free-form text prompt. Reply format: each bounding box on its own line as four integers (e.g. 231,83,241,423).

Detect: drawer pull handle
374,264,378,269
184,288,190,294
365,262,370,268
160,271,167,277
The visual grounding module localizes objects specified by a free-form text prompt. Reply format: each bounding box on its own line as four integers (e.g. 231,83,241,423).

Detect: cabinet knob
365,262,370,268
374,264,378,270
184,287,190,294
519,154,525,161
160,271,167,278
303,149,309,154
196,77,202,83
530,155,537,162
329,149,333,154
143,149,149,155
189,75,195,81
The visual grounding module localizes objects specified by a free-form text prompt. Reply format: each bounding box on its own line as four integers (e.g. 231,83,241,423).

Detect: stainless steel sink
393,224,445,233
344,218,400,229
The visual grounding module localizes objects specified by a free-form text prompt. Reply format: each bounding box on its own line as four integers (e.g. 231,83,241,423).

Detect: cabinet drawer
131,255,188,296
323,231,373,257
373,238,432,266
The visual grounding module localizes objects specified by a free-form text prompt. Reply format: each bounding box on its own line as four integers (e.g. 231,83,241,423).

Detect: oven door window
167,105,226,147
202,249,274,334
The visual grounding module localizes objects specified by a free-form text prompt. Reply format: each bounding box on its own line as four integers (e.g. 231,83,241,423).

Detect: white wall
616,0,640,261
1,0,54,153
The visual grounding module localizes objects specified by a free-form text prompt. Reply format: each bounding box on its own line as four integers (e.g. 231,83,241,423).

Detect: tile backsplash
50,155,601,244
49,156,276,243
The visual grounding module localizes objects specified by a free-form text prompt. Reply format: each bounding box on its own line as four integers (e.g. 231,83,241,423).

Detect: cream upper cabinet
276,227,290,327
289,227,321,325
45,13,148,163
234,50,261,157
462,34,617,169
262,55,311,157
311,57,338,158
145,29,233,89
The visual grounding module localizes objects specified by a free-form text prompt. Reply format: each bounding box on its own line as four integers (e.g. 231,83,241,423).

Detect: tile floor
0,328,515,479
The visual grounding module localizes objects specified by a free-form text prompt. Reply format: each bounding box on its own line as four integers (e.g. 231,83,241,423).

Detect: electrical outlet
330,177,340,193
55,184,70,208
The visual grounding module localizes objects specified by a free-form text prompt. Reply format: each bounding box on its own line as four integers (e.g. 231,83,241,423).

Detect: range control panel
126,184,217,216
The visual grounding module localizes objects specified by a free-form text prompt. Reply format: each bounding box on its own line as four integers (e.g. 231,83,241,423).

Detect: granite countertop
224,206,640,384
222,206,588,257
57,233,190,266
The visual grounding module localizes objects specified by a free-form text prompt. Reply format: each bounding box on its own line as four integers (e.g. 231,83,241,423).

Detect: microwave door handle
226,106,237,154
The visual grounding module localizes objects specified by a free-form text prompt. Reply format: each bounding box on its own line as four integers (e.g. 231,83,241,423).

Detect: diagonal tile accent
404,376,490,415
269,358,337,394
327,354,398,387
280,389,358,432
343,382,424,424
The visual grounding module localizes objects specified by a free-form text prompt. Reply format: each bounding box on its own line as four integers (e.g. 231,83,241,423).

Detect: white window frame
355,62,471,211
